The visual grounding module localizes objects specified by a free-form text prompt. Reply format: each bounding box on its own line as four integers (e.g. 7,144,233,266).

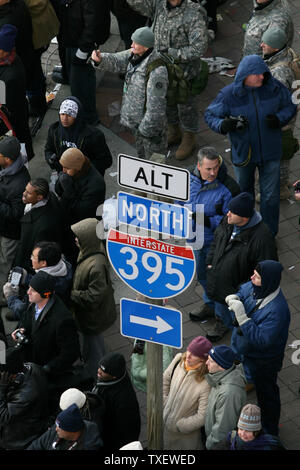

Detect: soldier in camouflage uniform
91,27,168,160
127,0,209,160
243,0,294,58
260,28,299,200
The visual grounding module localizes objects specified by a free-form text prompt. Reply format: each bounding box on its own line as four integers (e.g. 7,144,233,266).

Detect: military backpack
145,52,209,107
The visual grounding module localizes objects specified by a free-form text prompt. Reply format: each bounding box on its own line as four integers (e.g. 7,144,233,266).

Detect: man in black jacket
0,357,49,450
57,0,99,125
13,177,73,272
11,271,81,404
45,96,112,177
205,192,278,342
0,24,33,159
55,148,106,226
27,403,102,450
0,135,30,306
92,352,141,450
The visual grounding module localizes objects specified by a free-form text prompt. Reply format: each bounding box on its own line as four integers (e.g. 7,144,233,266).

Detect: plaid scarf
0,48,16,66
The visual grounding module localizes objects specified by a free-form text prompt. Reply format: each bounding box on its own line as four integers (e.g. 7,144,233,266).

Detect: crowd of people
0,0,298,452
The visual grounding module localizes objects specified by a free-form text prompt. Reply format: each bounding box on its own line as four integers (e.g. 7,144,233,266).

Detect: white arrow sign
130,314,173,334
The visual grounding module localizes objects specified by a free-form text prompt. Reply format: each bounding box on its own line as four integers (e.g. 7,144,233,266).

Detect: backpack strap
170,357,181,380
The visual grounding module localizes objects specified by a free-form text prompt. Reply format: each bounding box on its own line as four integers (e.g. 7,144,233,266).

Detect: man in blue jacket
225,260,290,437
186,146,240,322
205,54,297,237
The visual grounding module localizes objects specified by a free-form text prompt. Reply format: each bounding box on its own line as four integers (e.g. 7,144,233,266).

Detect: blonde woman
163,336,212,450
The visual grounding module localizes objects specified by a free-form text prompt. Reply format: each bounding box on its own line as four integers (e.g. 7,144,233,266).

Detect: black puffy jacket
0,158,30,240
0,363,49,450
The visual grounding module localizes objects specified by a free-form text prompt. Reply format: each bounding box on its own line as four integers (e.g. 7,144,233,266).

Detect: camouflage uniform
94,49,168,160
127,0,208,132
243,0,294,57
264,46,298,195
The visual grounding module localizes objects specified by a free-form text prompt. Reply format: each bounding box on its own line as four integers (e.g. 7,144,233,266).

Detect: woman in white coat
163,336,212,450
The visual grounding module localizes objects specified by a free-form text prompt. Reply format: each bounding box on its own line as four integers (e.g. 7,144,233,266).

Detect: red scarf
0,48,16,66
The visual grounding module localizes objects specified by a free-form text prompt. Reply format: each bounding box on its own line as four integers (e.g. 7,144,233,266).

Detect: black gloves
58,172,74,194
47,153,60,171
265,114,280,129
220,117,238,134
220,115,248,134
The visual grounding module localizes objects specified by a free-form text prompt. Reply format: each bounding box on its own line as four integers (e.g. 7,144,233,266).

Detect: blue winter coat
231,281,290,359
180,162,240,246
204,55,297,165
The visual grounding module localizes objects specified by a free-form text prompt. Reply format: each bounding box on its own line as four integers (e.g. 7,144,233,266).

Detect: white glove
227,299,250,326
225,294,239,305
3,282,19,299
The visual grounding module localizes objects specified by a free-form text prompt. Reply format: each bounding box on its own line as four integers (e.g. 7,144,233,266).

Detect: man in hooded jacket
70,218,117,378
205,54,297,236
226,260,290,436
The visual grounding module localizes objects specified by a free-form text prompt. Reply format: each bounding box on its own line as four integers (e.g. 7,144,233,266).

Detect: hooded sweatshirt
70,218,117,335
204,55,297,165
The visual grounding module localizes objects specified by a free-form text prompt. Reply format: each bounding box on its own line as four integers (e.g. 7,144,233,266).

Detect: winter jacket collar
205,364,246,389
0,155,24,178
36,258,68,278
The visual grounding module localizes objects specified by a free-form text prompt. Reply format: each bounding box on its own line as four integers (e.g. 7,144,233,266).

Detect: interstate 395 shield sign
107,229,195,299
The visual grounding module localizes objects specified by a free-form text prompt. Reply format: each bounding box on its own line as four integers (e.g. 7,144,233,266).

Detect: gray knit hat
261,28,287,50
238,404,262,432
131,27,154,48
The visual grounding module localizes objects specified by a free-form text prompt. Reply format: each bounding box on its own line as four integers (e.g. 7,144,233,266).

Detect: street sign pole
115,153,192,450
142,155,164,451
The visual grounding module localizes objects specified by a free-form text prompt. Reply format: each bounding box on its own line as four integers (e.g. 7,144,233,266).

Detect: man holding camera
225,260,290,437
11,271,80,388
205,54,297,237
3,241,73,322
0,136,30,306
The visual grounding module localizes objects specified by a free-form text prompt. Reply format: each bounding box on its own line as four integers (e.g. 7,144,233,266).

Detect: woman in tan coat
163,336,212,450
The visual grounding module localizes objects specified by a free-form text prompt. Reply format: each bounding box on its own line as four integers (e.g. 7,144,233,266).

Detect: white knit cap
59,99,79,118
59,388,86,410
119,441,143,450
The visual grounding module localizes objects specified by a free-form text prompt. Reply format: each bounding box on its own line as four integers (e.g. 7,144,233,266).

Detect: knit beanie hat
56,404,84,432
228,192,254,218
131,27,154,48
59,148,85,170
238,404,262,432
0,135,20,161
0,24,17,52
29,271,55,298
59,99,79,118
187,336,212,359
98,352,126,379
261,28,287,50
208,345,236,370
120,441,143,450
59,388,87,410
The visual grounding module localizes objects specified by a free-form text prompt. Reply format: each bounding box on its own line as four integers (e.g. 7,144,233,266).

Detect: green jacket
204,364,247,450
70,218,117,335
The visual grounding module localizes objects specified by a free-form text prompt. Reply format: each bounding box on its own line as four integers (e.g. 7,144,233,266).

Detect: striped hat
238,404,261,432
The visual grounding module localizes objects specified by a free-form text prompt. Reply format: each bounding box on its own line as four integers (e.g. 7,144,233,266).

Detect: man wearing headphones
184,146,240,323
11,271,80,382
